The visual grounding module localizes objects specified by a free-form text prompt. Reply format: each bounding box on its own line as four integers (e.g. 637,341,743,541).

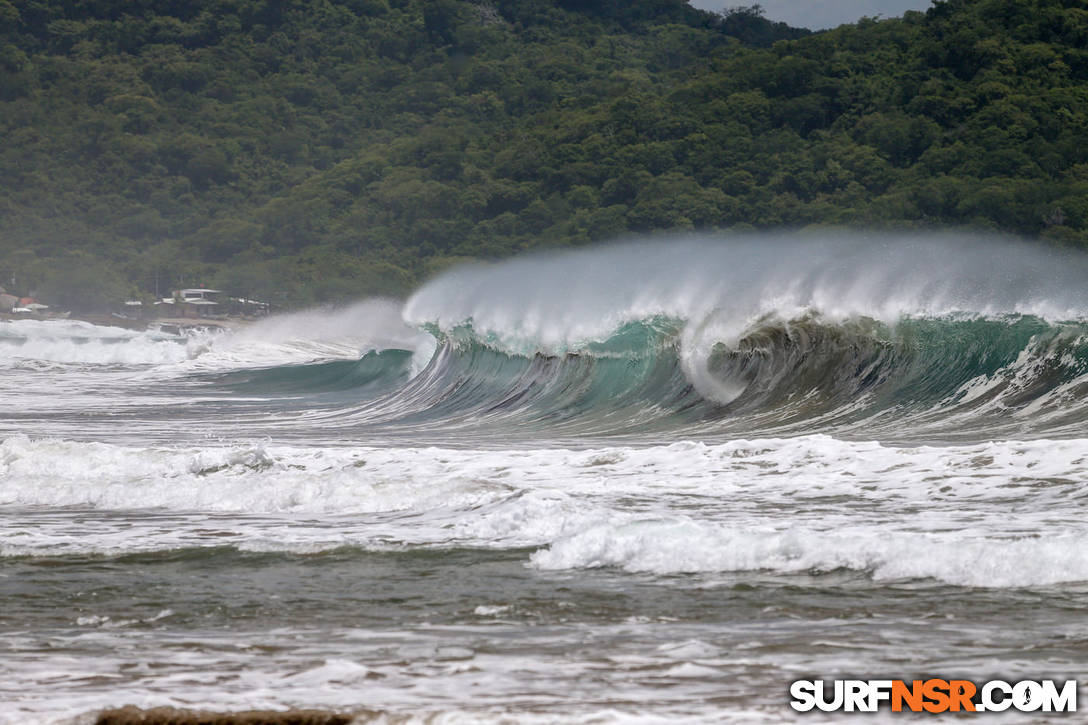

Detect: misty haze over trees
0,0,1086,310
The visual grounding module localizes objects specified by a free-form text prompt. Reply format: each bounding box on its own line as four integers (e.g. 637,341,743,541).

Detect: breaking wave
531,522,1088,588
0,319,198,367
5,234,1088,439
4,434,1088,588
317,233,1088,439
349,311,1088,439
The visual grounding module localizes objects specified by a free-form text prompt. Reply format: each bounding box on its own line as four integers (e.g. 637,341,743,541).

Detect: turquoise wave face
206,348,417,396
692,314,1088,433
177,235,1088,442
199,312,1088,442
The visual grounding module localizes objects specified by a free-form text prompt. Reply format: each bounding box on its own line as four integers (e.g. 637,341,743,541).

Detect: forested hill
1,0,1086,309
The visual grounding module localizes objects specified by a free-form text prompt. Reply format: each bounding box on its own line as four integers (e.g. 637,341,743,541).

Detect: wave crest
6,235,1088,439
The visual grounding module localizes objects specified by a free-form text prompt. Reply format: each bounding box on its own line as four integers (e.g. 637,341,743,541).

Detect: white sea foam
0,300,432,373
4,434,1088,589
0,319,197,366
166,299,433,374
6,434,1086,516
531,521,1088,587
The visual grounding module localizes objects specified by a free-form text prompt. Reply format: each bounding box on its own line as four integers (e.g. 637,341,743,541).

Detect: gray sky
690,0,933,30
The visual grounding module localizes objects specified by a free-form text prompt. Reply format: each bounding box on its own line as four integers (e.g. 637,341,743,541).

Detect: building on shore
156,289,222,318
152,289,270,319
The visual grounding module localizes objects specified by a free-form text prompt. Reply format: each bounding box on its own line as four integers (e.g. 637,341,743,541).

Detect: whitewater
2,233,1088,723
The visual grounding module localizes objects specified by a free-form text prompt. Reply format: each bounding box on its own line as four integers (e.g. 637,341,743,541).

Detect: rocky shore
94,707,356,725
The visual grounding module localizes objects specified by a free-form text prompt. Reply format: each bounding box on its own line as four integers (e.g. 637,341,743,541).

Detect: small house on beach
158,288,222,318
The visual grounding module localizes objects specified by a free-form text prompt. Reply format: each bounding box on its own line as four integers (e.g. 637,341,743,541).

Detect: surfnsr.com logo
790,679,1078,713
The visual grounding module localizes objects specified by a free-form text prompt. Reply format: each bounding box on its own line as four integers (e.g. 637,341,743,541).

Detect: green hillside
1,0,1086,309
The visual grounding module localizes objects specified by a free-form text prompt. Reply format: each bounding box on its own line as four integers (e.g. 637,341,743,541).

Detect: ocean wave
373,311,1088,438
205,348,416,396
531,521,1088,588
5,435,1088,591
5,235,1088,438
405,233,1088,349
0,300,431,374
170,299,433,375
0,319,197,367
389,234,1088,437
6,435,1085,512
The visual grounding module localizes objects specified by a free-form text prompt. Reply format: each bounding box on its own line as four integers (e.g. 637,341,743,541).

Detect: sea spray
177,298,434,374
404,233,1088,348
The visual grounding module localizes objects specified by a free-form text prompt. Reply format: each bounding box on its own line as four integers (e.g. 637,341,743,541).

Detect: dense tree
0,0,1085,310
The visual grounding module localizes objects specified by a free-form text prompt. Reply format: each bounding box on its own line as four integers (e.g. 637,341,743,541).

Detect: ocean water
3,234,1088,723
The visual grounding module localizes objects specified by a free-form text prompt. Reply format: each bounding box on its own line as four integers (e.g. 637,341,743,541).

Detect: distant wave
0,300,429,373
208,348,416,396
0,319,196,367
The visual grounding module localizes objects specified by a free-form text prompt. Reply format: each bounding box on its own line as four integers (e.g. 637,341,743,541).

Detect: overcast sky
690,0,933,30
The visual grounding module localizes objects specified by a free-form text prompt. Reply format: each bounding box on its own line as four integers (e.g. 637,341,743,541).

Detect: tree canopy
0,0,1085,309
